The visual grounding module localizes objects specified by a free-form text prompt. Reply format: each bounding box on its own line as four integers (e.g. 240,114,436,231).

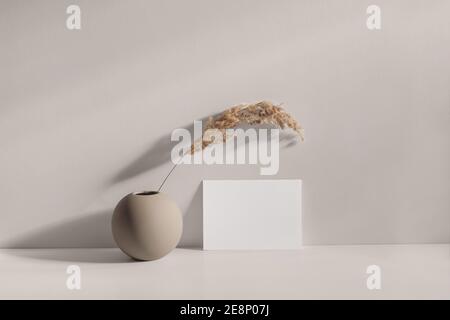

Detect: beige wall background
0,0,449,248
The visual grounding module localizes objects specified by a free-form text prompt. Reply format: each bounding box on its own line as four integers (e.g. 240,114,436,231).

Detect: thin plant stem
157,153,185,192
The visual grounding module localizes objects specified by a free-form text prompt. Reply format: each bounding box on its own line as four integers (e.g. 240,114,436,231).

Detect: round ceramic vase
112,191,182,261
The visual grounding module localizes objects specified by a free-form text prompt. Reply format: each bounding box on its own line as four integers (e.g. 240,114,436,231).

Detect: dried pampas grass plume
158,101,304,192
190,101,304,154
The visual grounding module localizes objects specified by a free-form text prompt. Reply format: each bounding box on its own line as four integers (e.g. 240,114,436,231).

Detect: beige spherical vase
112,191,183,261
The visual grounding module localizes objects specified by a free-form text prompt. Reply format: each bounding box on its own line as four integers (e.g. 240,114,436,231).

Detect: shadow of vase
4,210,136,263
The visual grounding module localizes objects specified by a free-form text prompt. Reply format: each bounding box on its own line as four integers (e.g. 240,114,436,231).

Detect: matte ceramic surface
112,192,182,261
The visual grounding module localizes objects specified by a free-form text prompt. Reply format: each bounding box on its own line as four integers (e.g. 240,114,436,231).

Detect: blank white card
203,180,302,250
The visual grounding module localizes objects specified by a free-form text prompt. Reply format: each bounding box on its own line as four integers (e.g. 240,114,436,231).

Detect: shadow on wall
4,210,134,263
111,114,217,184
6,210,115,248
5,185,203,262
7,189,204,249
111,114,300,184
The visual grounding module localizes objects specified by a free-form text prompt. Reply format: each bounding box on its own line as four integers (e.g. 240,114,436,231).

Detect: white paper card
203,180,302,250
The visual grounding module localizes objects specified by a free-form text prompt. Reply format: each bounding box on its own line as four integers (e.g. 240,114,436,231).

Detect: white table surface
0,245,449,299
